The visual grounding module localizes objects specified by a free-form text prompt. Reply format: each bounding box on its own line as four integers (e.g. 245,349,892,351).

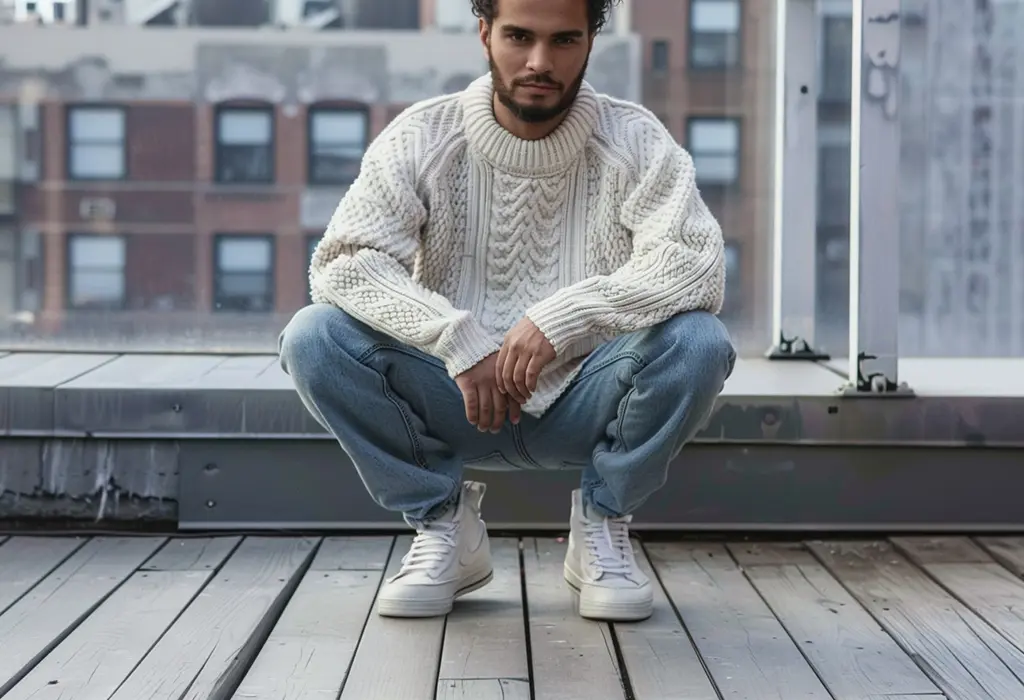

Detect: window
689,0,741,69
687,117,740,186
308,108,367,185
67,106,125,180
67,234,125,310
213,235,274,312
651,40,670,74
215,107,274,184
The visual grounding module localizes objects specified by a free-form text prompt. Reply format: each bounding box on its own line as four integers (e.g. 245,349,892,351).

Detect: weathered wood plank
892,536,1024,682
3,568,225,700
108,536,319,700
309,536,394,570
142,537,242,571
646,541,832,700
435,679,530,700
976,536,1024,576
438,537,529,689
726,541,940,699
0,537,85,615
525,538,625,700
0,537,166,695
809,539,1024,700
615,543,718,700
232,536,393,700
338,535,446,700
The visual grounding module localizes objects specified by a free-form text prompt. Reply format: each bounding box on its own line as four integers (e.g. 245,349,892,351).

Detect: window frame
213,104,276,185
65,232,127,311
686,115,742,189
212,234,277,313
65,105,127,181
687,0,742,71
306,105,370,186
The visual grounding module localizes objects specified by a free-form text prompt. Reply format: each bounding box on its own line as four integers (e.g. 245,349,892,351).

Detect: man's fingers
525,354,545,393
513,353,531,400
495,344,509,394
463,386,478,425
490,388,507,433
508,400,522,425
502,349,526,403
476,386,493,431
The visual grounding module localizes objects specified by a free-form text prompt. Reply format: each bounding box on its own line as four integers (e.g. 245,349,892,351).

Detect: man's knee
278,304,361,380
658,311,736,381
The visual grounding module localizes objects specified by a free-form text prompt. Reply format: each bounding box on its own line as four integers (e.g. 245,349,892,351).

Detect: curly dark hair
470,0,620,35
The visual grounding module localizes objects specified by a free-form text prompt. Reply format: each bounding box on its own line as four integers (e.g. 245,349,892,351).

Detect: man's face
481,0,593,125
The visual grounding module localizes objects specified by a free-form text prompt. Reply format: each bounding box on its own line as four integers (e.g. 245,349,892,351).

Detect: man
279,0,735,622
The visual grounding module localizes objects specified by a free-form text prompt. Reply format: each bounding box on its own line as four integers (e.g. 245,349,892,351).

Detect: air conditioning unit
79,197,117,220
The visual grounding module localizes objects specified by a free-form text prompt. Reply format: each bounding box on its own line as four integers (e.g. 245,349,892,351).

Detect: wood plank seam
891,537,1024,686
807,539,1024,699
636,540,726,700
101,538,250,699
515,537,537,700
729,545,841,698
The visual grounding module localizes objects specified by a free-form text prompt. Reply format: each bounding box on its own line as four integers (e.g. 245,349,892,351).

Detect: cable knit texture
310,74,726,416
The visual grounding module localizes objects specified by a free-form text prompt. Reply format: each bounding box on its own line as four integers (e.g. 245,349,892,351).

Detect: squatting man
279,0,735,621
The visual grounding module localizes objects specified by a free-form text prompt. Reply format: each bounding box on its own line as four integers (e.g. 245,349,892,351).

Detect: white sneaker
563,489,653,621
377,481,493,617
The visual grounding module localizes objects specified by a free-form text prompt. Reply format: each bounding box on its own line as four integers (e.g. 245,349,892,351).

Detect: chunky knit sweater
310,74,726,416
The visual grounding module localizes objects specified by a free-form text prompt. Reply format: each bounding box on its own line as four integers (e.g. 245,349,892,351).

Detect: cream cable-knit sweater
310,74,726,416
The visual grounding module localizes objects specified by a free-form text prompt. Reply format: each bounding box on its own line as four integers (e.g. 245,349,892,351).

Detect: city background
0,0,1020,358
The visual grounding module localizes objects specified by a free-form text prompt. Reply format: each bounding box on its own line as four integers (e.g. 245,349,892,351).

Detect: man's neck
492,94,568,141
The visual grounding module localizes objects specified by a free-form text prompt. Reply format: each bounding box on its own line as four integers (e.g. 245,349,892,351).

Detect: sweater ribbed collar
460,73,599,177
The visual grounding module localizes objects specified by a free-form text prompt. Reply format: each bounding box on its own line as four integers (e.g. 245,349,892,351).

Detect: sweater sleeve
524,120,726,354
309,125,501,378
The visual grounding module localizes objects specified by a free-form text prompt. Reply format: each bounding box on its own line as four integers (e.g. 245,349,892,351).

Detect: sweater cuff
525,284,601,355
436,313,502,378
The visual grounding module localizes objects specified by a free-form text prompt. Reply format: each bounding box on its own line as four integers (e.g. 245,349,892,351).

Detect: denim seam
613,384,638,453
356,342,448,371
364,363,430,471
573,350,648,383
510,424,545,469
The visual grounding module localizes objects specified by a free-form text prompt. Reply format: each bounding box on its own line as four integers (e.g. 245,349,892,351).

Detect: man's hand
496,317,556,405
455,353,521,432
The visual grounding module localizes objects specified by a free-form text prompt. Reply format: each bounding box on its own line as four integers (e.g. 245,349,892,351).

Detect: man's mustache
514,76,562,88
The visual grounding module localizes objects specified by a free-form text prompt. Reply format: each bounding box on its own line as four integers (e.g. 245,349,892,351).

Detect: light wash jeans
278,304,736,527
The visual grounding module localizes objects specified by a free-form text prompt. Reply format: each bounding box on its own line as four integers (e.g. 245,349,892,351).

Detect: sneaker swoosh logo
459,526,486,567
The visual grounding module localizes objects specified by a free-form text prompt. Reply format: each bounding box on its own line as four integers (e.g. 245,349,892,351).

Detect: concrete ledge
2,353,1024,446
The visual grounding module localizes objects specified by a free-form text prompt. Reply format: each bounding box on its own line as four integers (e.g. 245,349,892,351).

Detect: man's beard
489,54,588,125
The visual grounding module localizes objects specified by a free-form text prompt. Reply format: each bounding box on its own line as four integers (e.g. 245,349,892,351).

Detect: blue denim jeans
279,304,735,527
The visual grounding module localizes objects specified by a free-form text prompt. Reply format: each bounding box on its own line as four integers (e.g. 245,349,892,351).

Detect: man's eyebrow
502,24,585,38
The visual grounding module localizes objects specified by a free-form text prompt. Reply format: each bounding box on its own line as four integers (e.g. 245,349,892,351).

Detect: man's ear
479,17,491,58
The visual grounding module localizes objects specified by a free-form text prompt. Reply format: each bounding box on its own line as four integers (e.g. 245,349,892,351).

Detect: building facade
0,0,778,352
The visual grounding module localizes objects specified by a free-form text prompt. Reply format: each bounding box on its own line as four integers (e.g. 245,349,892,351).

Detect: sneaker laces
393,520,460,578
582,515,635,577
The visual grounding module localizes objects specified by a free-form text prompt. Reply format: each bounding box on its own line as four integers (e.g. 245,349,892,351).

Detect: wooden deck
2,534,1024,699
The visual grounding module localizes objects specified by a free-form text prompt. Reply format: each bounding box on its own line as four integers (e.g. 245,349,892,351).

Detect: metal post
768,0,829,361
845,0,912,395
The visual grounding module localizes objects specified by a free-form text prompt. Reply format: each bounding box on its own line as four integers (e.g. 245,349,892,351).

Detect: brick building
0,0,776,350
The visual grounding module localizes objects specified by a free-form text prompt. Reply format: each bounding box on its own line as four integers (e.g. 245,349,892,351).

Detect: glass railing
0,0,1021,378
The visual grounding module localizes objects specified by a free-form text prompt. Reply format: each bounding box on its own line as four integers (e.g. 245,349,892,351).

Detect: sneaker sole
377,568,494,618
563,565,653,622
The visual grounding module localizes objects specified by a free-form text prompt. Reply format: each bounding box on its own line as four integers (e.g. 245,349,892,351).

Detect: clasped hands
454,317,556,432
